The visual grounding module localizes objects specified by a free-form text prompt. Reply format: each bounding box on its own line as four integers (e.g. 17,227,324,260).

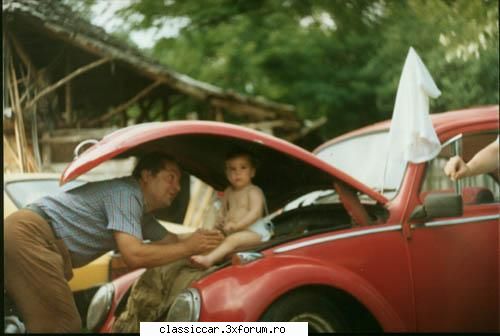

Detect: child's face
225,155,255,190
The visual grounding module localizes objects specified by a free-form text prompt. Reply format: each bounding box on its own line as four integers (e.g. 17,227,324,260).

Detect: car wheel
260,289,350,333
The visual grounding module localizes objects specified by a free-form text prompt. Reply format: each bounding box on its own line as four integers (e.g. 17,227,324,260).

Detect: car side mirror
410,193,463,221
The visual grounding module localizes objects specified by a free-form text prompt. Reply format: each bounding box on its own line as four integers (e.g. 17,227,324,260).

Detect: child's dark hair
225,148,257,168
132,152,178,179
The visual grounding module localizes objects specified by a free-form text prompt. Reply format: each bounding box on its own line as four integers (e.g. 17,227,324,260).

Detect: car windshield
315,131,407,199
5,179,85,208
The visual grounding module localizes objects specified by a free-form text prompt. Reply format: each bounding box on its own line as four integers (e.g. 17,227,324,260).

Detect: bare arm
149,233,179,245
444,140,499,180
216,191,229,229
114,229,224,269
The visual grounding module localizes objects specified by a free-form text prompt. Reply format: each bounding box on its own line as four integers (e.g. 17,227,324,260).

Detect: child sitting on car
190,148,272,268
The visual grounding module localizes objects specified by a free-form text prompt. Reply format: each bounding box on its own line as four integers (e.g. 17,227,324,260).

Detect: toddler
190,149,272,268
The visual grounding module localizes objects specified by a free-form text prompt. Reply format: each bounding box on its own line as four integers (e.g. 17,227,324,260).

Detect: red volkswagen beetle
65,105,498,333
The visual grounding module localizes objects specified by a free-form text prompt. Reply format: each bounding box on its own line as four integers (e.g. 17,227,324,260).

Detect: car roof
315,105,499,152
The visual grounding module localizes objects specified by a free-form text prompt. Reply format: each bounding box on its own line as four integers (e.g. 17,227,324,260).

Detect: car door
408,130,499,332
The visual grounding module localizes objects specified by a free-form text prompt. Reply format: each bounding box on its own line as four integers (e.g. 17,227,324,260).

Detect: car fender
100,268,146,332
196,254,406,331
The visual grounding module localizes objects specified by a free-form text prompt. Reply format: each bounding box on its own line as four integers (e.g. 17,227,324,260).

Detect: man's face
142,162,181,210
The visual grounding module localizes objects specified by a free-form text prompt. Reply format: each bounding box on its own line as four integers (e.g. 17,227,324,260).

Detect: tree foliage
80,0,498,138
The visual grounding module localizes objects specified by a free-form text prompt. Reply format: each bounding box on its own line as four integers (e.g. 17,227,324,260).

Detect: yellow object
69,252,112,291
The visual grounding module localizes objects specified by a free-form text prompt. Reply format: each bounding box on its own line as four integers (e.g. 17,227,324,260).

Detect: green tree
69,0,499,139
367,0,499,114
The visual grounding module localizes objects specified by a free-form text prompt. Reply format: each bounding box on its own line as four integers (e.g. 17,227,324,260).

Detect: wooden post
215,106,224,121
8,55,27,172
64,54,73,125
160,95,170,120
9,32,44,171
3,135,22,169
9,32,41,107
191,186,214,229
8,33,34,76
24,147,38,172
183,179,203,227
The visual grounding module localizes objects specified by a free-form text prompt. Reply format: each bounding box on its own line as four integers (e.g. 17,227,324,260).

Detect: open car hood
61,121,387,212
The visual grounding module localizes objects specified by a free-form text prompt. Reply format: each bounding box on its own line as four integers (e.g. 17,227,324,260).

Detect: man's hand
183,229,224,254
444,156,470,181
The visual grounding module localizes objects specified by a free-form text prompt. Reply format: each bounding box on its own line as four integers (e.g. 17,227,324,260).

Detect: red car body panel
408,207,498,331
96,106,498,332
195,226,412,331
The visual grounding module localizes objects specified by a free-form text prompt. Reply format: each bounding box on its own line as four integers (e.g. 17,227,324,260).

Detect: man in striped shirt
4,152,224,333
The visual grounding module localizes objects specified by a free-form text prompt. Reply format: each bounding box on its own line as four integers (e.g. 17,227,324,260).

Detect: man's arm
114,229,223,269
444,140,499,180
149,233,178,245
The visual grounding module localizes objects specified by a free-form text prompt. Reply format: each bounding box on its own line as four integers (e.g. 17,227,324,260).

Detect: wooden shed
3,0,325,173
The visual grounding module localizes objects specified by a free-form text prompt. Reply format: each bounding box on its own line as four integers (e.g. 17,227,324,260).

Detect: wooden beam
183,179,203,227
8,54,27,172
64,54,73,125
8,33,35,79
191,186,214,229
86,79,164,126
215,106,224,122
10,32,45,107
25,147,38,172
11,47,42,170
10,50,38,172
25,56,112,111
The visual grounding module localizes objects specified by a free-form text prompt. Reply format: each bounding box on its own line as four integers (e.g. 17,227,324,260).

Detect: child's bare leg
191,231,261,268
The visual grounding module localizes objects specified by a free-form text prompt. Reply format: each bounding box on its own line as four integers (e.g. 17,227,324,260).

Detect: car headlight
86,283,114,331
166,288,201,322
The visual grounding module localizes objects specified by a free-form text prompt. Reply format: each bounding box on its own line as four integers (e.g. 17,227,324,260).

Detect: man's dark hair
132,152,178,179
225,148,257,168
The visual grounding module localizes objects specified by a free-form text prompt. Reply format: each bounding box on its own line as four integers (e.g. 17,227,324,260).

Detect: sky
90,0,188,49
89,1,337,49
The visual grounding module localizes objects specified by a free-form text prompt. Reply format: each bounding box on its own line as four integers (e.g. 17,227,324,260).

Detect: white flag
387,47,441,164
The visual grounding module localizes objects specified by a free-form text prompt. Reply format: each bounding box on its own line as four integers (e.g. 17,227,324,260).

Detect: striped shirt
35,176,166,267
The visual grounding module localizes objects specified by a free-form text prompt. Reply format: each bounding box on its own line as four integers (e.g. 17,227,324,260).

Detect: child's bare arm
217,190,229,228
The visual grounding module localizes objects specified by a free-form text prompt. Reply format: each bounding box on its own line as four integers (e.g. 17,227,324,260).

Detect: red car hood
61,121,387,211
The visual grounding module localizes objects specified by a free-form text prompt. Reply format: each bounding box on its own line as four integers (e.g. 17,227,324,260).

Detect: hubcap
290,313,335,333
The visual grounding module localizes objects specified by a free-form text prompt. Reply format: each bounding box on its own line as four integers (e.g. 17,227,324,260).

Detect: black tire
260,289,351,333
